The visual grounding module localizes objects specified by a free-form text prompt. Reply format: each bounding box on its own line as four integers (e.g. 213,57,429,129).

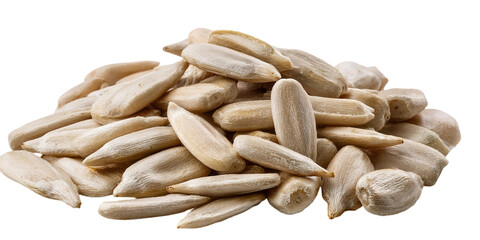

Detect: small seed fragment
309,95,375,126
378,88,428,122
163,39,189,56
168,102,246,173
182,43,281,82
233,135,333,177
166,173,280,198
188,28,212,44
98,194,210,220
322,146,374,219
336,62,388,90
213,100,274,132
315,138,338,168
178,193,266,228
0,151,81,208
356,169,423,216
317,126,403,148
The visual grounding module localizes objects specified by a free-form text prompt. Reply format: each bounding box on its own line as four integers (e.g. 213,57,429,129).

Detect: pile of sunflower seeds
0,28,461,228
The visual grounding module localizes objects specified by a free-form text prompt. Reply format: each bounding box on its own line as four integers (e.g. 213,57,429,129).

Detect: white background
0,0,478,239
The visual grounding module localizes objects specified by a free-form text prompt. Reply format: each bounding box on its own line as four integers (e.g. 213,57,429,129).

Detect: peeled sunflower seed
406,108,461,149
315,138,338,168
356,169,423,216
49,119,101,133
368,139,448,186
92,106,165,125
98,194,211,220
43,156,123,197
233,135,333,177
322,145,374,219
272,79,317,160
188,28,212,44
309,95,375,126
113,146,211,198
208,30,293,72
168,102,246,173
181,43,281,83
55,95,98,113
335,62,388,91
378,88,428,122
0,151,81,208
8,108,91,150
172,65,214,89
58,61,159,107
280,48,347,98
83,126,181,166
166,173,281,198
213,100,273,132
178,192,266,228
234,131,278,143
163,39,189,56
91,60,188,119
317,126,404,148
380,122,450,155
341,88,391,131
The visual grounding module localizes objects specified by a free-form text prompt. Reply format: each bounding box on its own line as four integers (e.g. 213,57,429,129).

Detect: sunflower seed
336,62,388,90
315,138,338,168
188,28,212,44
317,126,403,148
309,95,375,126
234,131,278,143
378,88,428,122
213,100,273,132
172,65,214,89
163,39,189,56
341,88,390,131
115,69,155,85
91,106,165,125
55,95,98,113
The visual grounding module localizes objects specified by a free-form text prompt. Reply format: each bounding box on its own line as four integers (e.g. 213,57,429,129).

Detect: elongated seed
336,62,388,90
378,88,428,122
167,173,280,198
182,43,281,82
233,135,333,177
178,193,266,228
234,131,278,143
168,102,246,173
98,194,210,220
315,138,338,168
309,95,375,126
172,65,214,89
188,28,212,44
0,151,81,208
341,88,390,131
55,95,98,113
114,147,211,198
209,30,293,72
213,100,273,132
49,119,101,133
317,126,403,148
163,39,189,56
83,126,181,166
91,106,165,125
115,70,155,85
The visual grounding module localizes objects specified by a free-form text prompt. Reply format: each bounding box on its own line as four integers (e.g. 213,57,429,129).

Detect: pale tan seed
115,70,154,85
280,48,347,98
380,122,450,155
167,102,246,173
378,88,428,122
182,43,281,83
208,30,293,72
356,169,423,216
43,156,123,197
197,112,226,135
234,131,278,143
0,151,81,208
188,28,212,44
55,95,98,113
368,139,448,186
98,194,210,220
235,81,273,102
48,119,101,134
336,62,388,90
178,192,266,228
163,39,189,56
213,100,274,132
241,165,266,174
272,79,317,161
322,146,374,219
406,108,461,149
233,135,333,177
309,95,375,126
22,128,91,157
91,60,188,119
113,147,211,198
341,88,391,131
166,173,280,198
8,108,91,150
58,61,159,107
315,138,338,168
92,106,165,125
317,126,403,148
172,65,214,89
83,126,181,166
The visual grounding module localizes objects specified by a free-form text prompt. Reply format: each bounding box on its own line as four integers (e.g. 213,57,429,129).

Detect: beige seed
315,138,338,168
163,39,189,56
235,81,273,102
8,108,91,150
91,106,165,125
280,48,347,98
197,112,226,135
188,28,212,44
49,119,101,134
233,135,333,177
178,192,266,228
114,147,211,198
380,122,450,155
43,156,123,197
58,61,159,107
369,139,448,186
406,108,461,149
309,95,375,126
166,173,281,198
378,88,428,122
98,194,210,220
322,146,374,219
341,88,391,131
83,126,181,166
208,30,293,72
167,102,246,173
272,79,317,160
213,100,273,132
356,169,423,216
91,60,188,119
55,95,98,113
241,165,266,174
317,126,403,148
115,70,154,85
22,128,90,157
182,43,281,83
172,65,214,89
336,62,388,90
0,151,81,208
234,131,278,143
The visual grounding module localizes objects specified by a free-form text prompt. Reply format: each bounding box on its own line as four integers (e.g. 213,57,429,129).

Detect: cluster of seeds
0,28,461,228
